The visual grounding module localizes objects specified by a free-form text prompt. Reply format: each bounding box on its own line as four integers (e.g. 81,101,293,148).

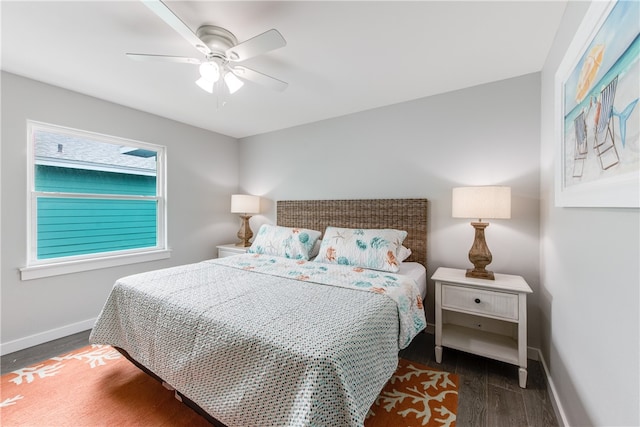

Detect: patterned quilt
90,254,426,427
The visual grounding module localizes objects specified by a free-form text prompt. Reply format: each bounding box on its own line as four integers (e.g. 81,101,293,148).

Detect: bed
90,198,428,427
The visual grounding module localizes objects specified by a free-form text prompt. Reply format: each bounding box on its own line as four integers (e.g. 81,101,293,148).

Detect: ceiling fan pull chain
215,79,228,110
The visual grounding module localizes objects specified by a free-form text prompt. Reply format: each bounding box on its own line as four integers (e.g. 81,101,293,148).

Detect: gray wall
540,2,640,426
1,72,240,352
239,73,542,348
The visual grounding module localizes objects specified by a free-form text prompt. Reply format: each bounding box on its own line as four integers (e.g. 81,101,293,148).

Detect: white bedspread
90,254,426,427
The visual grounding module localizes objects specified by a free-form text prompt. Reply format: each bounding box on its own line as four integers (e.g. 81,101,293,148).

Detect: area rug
1,345,458,426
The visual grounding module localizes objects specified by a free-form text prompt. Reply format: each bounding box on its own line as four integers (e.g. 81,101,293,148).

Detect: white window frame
20,121,170,280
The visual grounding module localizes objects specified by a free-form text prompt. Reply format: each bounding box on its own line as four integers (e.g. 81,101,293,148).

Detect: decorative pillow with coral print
314,227,408,272
247,224,322,260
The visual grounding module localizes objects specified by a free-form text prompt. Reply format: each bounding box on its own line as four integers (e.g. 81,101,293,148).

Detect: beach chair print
593,75,619,170
572,111,588,177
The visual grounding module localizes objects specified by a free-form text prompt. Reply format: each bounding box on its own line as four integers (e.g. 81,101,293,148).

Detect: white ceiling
1,1,567,139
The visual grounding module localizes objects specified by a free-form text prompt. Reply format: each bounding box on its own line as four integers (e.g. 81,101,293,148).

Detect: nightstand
431,267,533,388
216,243,249,258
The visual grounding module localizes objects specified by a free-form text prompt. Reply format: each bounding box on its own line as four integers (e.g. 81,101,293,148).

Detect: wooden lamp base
466,221,495,280
236,215,254,247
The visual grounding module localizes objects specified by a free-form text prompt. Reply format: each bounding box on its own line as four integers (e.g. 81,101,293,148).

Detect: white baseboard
536,348,570,427
0,318,96,356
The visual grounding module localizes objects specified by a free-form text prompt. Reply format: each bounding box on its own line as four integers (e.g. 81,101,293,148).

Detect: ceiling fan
127,0,288,95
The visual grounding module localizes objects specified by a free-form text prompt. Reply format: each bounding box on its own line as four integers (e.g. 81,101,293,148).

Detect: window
21,121,169,280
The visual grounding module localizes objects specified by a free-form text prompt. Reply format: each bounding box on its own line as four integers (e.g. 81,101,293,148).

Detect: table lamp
231,194,260,247
452,186,511,280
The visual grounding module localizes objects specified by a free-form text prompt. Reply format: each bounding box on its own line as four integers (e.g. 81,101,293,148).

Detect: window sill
20,249,172,281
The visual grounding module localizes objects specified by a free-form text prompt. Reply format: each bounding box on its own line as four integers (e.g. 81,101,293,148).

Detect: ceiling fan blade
126,53,201,64
142,0,212,56
226,29,286,62
231,65,288,92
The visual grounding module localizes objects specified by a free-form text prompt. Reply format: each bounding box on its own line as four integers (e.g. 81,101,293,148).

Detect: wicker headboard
277,199,428,267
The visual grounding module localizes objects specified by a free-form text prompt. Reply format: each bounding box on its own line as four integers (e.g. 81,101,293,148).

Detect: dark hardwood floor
399,331,559,427
2,330,559,426
1,330,91,375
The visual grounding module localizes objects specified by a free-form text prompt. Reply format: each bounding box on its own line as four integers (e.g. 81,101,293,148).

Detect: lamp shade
231,194,260,214
452,186,511,220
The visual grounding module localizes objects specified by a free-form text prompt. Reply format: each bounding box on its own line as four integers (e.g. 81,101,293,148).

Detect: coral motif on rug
366,358,459,427
2,345,120,407
1,345,458,426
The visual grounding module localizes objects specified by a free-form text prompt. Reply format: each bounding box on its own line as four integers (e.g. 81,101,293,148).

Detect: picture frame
555,0,639,208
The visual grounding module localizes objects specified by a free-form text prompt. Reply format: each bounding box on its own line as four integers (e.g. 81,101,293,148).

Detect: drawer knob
474,298,481,304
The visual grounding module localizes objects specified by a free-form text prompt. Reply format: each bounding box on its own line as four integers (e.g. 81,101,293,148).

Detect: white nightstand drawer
442,284,518,320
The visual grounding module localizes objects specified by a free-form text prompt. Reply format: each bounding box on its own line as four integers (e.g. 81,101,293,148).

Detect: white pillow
248,224,321,260
398,245,412,262
314,227,408,272
310,239,322,258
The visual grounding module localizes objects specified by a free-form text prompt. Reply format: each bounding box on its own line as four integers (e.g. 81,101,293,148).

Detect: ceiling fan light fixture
195,77,214,93
224,71,244,94
131,3,288,95
199,61,220,82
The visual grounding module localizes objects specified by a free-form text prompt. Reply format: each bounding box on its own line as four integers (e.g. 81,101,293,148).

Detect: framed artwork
555,0,639,207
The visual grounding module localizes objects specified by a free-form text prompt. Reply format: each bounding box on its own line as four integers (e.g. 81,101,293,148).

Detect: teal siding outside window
35,165,156,195
35,166,157,259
